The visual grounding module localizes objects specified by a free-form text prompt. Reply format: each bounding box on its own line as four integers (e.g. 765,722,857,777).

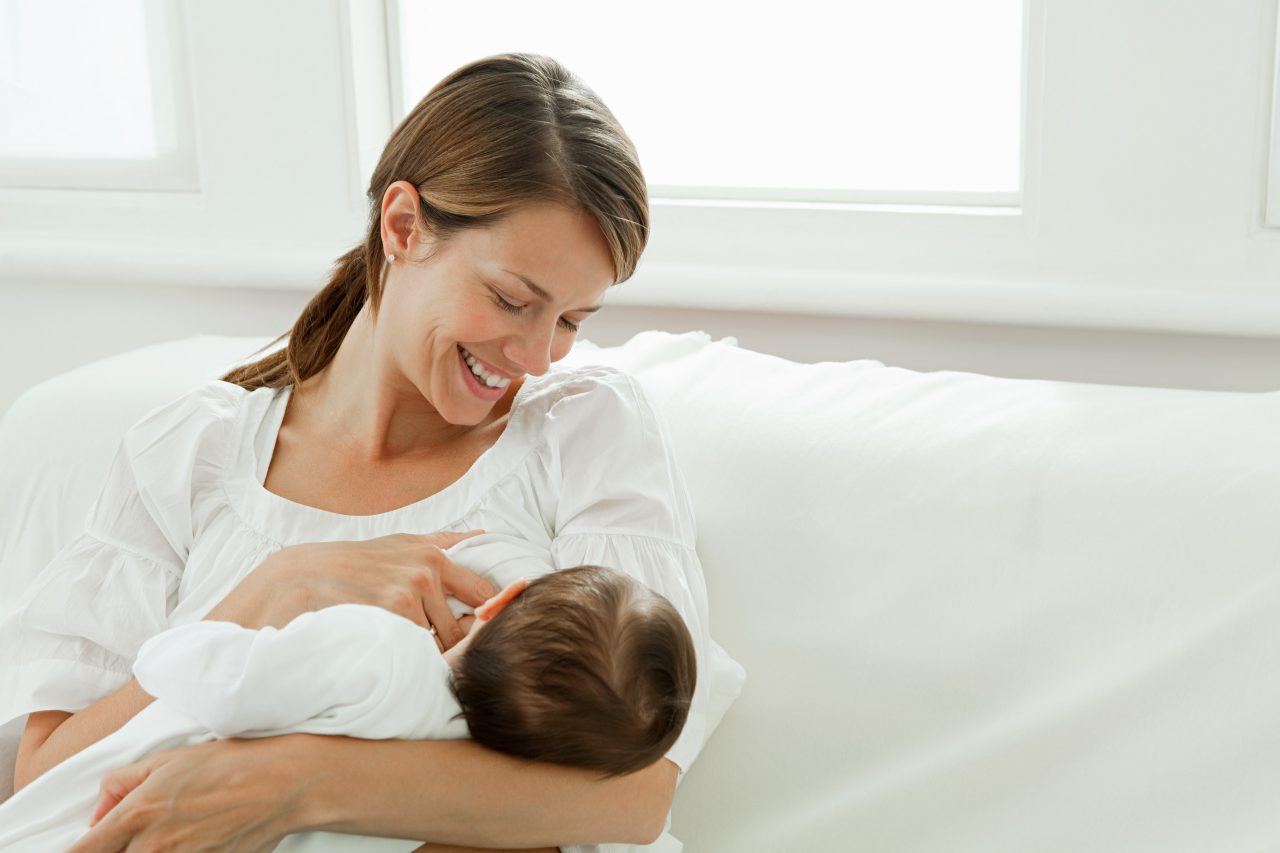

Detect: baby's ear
476,577,529,622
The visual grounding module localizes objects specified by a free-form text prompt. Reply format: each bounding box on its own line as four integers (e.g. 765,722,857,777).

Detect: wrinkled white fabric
0,363,745,853
0,604,467,851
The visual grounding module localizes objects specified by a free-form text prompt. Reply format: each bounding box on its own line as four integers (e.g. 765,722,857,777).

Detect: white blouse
0,362,745,851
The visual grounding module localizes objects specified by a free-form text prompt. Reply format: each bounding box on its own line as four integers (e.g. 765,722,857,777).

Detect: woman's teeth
460,347,510,388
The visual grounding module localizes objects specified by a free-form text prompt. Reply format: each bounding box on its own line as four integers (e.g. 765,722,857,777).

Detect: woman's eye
492,293,525,314
491,292,580,333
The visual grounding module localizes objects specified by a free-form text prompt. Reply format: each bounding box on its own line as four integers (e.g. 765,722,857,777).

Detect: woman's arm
407,840,552,845
72,733,677,851
296,735,678,847
13,677,155,791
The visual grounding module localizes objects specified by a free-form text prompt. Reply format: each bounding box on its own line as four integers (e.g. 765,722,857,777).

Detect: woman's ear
380,180,424,259
475,577,529,622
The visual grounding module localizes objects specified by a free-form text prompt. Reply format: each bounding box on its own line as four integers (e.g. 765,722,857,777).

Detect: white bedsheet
0,604,466,852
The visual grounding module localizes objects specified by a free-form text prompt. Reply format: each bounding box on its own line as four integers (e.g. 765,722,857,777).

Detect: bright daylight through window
396,0,1024,204
0,0,193,191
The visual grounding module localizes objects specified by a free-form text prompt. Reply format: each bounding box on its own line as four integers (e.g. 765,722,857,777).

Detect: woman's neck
292,302,476,462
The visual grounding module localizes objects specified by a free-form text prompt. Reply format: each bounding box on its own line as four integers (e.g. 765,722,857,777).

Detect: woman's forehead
469,206,615,299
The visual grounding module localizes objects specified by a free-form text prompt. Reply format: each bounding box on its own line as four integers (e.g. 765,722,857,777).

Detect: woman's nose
504,321,555,377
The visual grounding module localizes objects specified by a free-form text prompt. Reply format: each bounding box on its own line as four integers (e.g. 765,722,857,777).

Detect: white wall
2,0,1279,418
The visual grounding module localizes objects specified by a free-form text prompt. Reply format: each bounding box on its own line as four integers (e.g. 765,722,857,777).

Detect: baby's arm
134,605,467,741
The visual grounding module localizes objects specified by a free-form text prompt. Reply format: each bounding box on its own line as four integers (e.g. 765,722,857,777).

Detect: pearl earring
388,254,397,263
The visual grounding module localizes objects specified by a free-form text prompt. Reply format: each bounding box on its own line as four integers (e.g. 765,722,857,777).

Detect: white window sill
4,235,1278,339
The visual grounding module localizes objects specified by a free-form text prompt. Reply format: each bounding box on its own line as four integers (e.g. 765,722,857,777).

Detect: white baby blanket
0,603,467,852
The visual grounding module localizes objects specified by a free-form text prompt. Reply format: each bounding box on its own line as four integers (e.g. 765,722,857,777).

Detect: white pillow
625,338,1280,851
0,336,280,613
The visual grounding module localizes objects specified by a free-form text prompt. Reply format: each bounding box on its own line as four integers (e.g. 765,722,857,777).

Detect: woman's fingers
69,766,153,851
418,580,465,649
227,530,496,642
418,529,486,550
67,807,132,852
72,739,298,853
416,530,496,605
439,554,499,607
89,760,152,826
410,548,468,647
476,577,529,620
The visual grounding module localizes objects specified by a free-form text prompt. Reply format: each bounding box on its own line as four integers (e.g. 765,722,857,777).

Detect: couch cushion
0,336,282,614
3,331,1280,852
627,338,1280,852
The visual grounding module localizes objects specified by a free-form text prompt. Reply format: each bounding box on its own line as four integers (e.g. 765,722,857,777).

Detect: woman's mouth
457,345,509,401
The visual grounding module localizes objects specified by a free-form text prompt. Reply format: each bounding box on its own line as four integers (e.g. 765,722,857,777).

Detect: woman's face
378,192,616,426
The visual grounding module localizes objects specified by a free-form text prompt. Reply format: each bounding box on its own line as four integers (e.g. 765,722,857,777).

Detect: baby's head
446,565,696,777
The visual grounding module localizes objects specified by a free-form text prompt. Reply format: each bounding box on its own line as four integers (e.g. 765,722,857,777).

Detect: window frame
388,0,1030,212
0,0,199,192
1265,4,1280,228
3,0,1278,340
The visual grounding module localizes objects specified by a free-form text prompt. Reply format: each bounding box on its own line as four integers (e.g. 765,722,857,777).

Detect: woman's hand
409,840,560,845
69,736,565,853
205,530,496,649
68,737,308,853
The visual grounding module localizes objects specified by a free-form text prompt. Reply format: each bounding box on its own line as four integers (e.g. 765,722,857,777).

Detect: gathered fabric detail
0,533,181,725
0,379,241,728
18,533,180,660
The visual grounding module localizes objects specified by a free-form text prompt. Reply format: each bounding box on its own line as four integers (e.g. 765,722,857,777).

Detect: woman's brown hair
221,52,650,390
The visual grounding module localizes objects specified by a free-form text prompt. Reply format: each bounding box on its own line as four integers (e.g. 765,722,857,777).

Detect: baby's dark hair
449,564,696,777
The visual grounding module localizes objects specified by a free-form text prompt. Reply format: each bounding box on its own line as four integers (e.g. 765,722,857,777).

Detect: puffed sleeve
543,367,746,853
0,380,242,729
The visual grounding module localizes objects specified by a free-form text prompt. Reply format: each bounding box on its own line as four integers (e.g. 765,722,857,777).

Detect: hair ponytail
221,241,379,389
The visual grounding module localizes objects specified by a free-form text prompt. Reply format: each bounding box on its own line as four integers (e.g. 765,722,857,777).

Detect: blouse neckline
235,372,546,529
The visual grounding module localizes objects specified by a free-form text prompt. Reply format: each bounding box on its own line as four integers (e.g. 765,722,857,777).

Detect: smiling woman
222,55,646,399
2,51,745,853
353,195,617,431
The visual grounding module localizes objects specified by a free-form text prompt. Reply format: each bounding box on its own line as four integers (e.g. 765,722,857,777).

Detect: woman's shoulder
521,362,650,417
126,378,258,438
516,362,666,455
122,378,269,472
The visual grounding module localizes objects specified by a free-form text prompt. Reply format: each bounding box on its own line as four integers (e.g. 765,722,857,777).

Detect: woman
1,53,743,851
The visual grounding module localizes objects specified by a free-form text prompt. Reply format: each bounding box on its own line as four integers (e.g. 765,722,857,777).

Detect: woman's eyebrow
502,269,603,313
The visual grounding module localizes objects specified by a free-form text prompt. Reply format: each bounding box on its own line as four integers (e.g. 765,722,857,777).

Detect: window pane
0,0,158,159
397,0,1023,198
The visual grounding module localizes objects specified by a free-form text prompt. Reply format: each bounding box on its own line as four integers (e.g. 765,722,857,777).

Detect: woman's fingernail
480,581,498,597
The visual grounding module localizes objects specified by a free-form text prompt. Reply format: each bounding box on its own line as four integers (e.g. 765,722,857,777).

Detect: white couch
2,331,1278,851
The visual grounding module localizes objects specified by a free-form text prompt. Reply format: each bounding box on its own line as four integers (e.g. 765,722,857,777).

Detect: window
394,0,1024,207
1267,6,1280,228
0,0,196,190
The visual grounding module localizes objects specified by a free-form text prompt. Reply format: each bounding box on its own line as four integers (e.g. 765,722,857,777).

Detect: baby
0,564,696,852
448,564,697,777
